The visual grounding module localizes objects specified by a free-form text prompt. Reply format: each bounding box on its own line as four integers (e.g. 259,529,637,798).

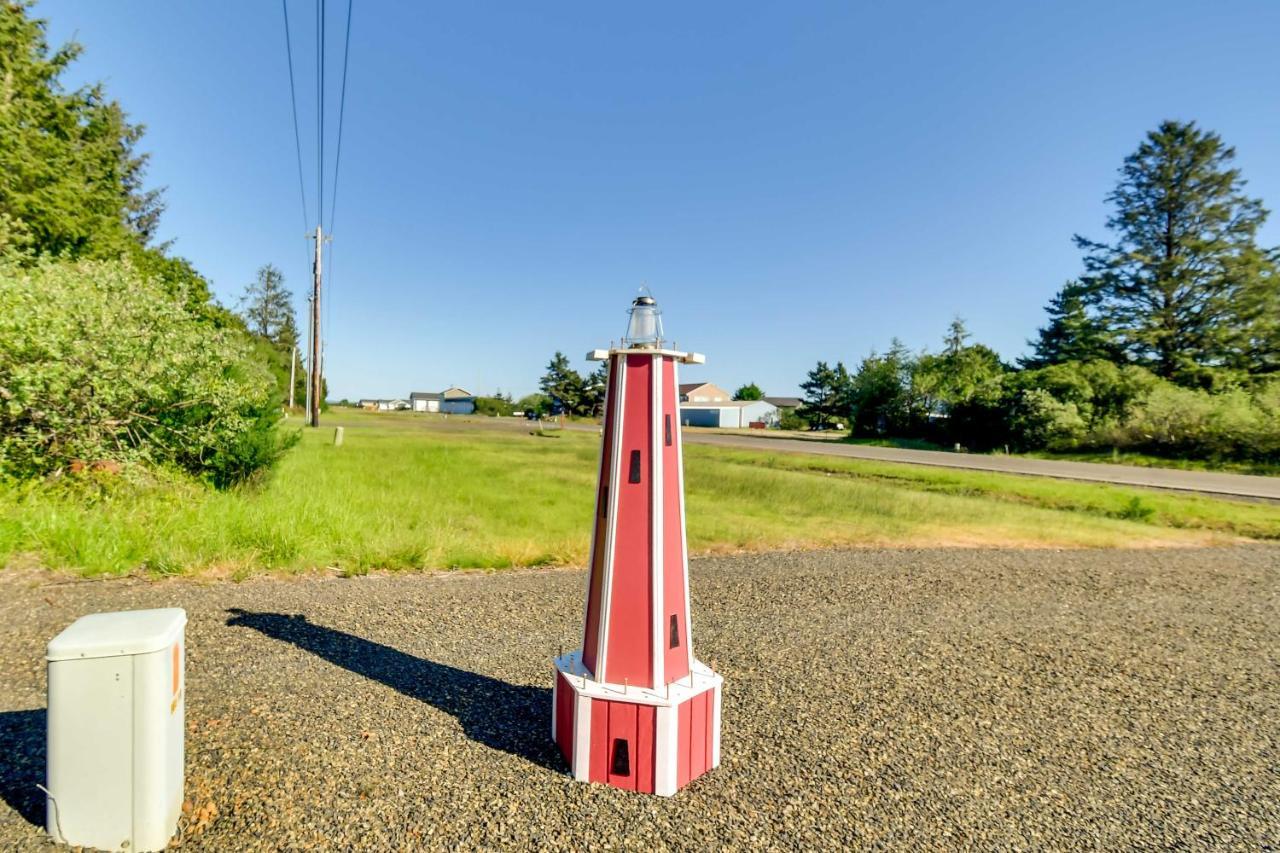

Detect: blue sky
38,1,1280,399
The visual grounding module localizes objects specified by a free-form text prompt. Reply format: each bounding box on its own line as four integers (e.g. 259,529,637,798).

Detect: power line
316,0,325,229
281,0,309,233
328,0,353,233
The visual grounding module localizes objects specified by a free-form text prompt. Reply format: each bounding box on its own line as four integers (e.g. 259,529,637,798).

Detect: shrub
0,259,295,486
474,396,515,417
1007,388,1087,450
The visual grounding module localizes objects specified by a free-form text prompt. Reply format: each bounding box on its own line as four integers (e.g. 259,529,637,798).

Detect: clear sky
37,0,1280,400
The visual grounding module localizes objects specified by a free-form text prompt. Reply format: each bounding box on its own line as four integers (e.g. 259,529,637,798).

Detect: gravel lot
1,548,1277,850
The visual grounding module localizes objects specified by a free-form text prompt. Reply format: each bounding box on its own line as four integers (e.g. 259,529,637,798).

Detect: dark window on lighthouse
669,614,680,648
611,738,631,776
628,450,642,483
665,415,672,446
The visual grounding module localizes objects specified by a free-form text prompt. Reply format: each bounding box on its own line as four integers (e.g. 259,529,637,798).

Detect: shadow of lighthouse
225,609,562,771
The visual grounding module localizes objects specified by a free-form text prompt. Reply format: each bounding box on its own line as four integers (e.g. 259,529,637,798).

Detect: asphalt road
683,431,1280,500
1,548,1276,849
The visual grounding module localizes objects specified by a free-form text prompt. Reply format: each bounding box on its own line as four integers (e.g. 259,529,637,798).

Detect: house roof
442,386,474,399
764,396,803,408
679,382,716,394
409,392,443,401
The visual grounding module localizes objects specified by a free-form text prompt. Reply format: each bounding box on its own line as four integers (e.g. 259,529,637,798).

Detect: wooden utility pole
288,345,297,410
308,224,323,427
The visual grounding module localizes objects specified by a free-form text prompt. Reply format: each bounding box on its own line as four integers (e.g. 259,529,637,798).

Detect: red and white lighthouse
551,293,722,796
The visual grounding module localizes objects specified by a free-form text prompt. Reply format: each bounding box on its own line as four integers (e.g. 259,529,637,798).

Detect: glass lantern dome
624,292,664,347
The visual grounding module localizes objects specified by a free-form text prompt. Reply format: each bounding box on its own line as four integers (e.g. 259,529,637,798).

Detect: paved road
683,431,1280,500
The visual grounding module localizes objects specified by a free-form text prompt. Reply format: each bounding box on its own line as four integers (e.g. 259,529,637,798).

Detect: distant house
410,392,443,413
764,396,803,410
406,387,476,414
680,399,779,429
441,386,476,415
361,399,408,411
679,382,731,403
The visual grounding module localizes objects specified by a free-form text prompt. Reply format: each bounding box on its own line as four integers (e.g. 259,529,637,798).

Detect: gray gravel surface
1,548,1277,850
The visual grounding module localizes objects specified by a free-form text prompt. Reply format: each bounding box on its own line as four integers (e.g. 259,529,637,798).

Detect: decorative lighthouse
551,292,722,796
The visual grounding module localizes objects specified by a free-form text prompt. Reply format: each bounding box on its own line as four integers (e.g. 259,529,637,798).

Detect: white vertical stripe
550,672,558,741
650,354,664,689
654,704,678,796
711,683,722,769
596,354,626,683
572,693,593,781
672,359,695,672
579,355,611,657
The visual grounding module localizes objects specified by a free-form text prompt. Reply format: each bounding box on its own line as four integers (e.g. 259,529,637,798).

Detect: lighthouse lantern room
551,293,722,796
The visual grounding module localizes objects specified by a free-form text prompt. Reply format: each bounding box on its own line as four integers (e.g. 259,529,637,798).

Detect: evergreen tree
1075,120,1279,383
538,351,585,415
848,339,915,435
239,265,296,347
582,363,609,416
733,382,763,401
1022,281,1117,368
799,361,852,428
0,3,160,259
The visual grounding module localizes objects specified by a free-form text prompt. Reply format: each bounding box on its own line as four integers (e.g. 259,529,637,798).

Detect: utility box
46,608,187,852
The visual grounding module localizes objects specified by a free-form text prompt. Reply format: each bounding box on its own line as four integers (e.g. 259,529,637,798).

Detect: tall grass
0,411,1270,577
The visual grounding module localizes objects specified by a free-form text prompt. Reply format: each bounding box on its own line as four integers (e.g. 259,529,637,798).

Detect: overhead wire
328,0,353,234
316,0,325,228
281,0,310,235
324,0,352,373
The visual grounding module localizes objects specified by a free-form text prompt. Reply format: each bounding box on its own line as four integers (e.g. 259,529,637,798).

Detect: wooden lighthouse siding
581,355,621,676
676,688,715,788
661,356,691,683
587,698,656,794
554,673,575,765
602,354,655,688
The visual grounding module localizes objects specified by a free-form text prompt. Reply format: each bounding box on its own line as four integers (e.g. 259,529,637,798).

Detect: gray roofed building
764,396,803,409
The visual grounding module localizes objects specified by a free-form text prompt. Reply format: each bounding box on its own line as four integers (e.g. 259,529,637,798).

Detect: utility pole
304,295,312,420
289,345,297,410
309,224,323,427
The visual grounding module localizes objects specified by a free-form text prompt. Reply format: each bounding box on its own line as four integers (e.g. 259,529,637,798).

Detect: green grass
2,410,1275,577
1018,448,1280,477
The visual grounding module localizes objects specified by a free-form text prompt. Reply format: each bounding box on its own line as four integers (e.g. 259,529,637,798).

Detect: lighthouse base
551,652,722,796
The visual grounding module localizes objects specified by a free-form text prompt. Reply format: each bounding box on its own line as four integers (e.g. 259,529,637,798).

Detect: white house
679,399,778,429
409,392,442,412
679,382,731,403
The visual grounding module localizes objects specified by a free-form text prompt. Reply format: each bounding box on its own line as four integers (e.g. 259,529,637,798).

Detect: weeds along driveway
1,548,1277,849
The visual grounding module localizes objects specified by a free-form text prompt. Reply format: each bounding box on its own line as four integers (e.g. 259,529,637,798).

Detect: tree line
797,121,1280,463
0,4,302,486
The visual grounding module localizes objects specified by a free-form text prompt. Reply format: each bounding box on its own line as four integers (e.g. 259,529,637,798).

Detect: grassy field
2,410,1278,577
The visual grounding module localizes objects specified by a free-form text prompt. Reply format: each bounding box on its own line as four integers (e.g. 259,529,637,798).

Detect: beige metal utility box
46,608,187,852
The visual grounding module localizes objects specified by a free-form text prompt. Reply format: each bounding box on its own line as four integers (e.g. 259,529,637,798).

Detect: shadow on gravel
0,708,45,829
225,609,563,772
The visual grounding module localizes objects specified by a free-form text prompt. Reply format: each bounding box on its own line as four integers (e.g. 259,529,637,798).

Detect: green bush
1011,360,1280,463
0,259,295,486
474,396,515,417
779,407,809,431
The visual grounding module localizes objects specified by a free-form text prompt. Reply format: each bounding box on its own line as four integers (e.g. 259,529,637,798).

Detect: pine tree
539,352,585,415
239,265,296,346
1075,120,1279,383
1022,281,1117,368
800,361,851,428
582,363,609,415
0,3,159,259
